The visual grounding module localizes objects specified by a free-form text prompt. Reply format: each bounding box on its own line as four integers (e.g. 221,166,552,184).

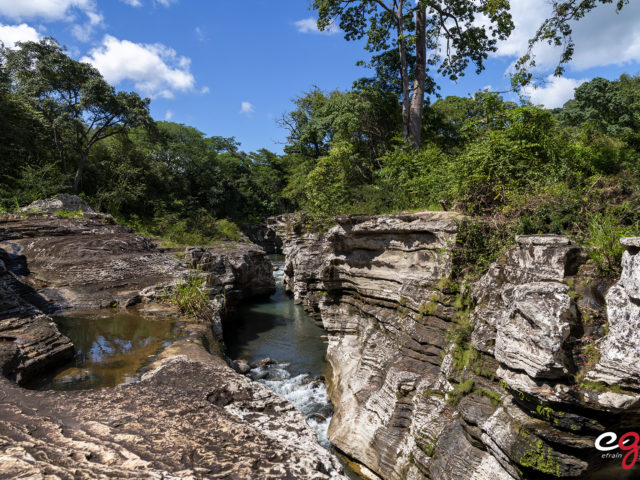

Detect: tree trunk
53,128,67,174
396,0,411,139
408,1,427,149
73,152,86,194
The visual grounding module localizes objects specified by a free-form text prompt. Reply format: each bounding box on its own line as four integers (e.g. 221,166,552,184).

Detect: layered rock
0,208,346,479
587,238,640,387
273,213,640,480
0,359,344,479
185,244,275,304
0,214,183,308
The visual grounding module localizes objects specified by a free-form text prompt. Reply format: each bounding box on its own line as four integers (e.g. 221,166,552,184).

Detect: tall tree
313,0,514,148
2,38,152,193
514,0,630,87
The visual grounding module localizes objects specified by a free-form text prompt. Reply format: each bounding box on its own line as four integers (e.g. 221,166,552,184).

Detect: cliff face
272,212,640,480
0,211,344,479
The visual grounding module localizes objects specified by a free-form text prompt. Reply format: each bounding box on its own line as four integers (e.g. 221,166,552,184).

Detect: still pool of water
26,310,184,391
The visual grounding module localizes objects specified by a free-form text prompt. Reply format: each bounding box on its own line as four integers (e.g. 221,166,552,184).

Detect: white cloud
81,35,195,99
493,0,640,72
0,0,96,22
523,75,586,108
155,0,176,6
0,23,41,48
200,86,210,94
121,0,142,6
0,0,103,42
294,18,339,35
239,101,254,116
71,10,103,41
164,110,173,121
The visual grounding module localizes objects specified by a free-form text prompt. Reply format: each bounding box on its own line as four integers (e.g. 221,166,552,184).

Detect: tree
312,0,514,148
559,75,640,147
2,38,152,193
514,0,630,87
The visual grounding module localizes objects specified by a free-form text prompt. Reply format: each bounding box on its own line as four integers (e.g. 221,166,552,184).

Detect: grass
168,270,211,319
54,209,84,219
121,214,244,247
579,380,623,394
446,379,475,407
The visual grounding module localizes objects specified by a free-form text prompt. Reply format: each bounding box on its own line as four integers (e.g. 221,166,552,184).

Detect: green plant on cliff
518,430,562,477
169,271,211,319
446,379,474,407
583,210,638,276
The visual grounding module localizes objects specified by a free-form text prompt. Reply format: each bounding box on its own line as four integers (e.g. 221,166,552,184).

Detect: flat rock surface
0,214,184,308
0,359,344,479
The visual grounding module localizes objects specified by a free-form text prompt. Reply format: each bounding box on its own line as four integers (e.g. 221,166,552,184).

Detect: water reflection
27,310,183,390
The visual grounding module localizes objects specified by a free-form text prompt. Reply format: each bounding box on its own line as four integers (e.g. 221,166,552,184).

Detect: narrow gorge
2,197,640,480
268,211,640,480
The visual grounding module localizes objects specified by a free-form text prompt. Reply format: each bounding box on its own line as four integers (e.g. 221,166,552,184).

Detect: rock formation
0,206,346,479
271,212,640,479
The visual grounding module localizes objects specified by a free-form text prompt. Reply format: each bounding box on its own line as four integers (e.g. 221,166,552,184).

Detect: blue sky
1,1,639,153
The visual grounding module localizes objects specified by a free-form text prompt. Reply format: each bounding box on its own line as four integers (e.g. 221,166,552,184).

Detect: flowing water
26,309,185,391
223,255,336,447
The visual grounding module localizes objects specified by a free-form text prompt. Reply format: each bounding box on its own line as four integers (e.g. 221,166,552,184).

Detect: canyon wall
272,212,640,480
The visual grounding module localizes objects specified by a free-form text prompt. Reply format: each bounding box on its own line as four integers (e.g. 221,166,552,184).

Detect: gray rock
23,194,95,214
587,243,640,387
494,281,575,379
234,359,251,374
620,237,640,248
515,234,572,246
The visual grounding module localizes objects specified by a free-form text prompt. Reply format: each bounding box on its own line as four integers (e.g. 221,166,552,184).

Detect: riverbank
0,197,347,479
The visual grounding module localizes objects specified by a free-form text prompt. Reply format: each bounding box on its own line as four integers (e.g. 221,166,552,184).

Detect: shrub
54,209,84,219
446,379,475,407
169,271,211,318
584,210,638,276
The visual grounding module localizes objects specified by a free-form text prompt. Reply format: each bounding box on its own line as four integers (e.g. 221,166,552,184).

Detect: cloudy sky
0,0,638,152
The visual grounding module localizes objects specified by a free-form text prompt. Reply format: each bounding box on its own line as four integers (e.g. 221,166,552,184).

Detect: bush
122,213,243,246
584,210,638,276
169,271,211,318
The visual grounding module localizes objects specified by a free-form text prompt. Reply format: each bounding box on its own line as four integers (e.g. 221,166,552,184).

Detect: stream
223,255,335,447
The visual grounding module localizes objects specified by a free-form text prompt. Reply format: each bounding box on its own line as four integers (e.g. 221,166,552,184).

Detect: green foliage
513,1,630,86
452,218,514,280
579,380,623,394
417,438,437,458
423,388,444,398
584,210,638,276
169,271,211,319
54,209,84,219
536,404,555,419
124,214,242,246
518,430,562,477
446,379,474,407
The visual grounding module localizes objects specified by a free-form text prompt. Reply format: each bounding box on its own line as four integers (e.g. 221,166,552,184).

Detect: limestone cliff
271,212,640,480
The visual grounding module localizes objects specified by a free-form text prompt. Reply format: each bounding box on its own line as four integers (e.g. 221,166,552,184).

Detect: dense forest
1,36,639,275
